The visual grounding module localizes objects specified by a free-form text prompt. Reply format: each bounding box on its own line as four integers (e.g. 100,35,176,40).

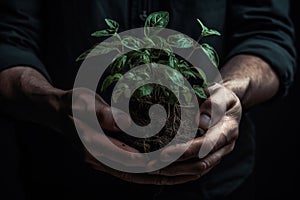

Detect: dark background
251,1,299,197
0,2,299,199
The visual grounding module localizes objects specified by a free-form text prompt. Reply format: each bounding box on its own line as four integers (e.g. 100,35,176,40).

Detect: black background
251,1,299,197
0,1,299,199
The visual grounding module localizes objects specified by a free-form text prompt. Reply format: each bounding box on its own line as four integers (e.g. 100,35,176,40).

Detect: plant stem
187,35,202,60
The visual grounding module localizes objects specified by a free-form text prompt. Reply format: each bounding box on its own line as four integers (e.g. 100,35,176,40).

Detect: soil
106,94,202,153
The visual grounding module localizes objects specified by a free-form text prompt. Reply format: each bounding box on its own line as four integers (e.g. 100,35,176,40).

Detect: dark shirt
0,1,296,200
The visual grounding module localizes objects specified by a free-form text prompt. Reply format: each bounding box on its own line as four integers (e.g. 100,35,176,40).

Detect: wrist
221,76,251,104
0,66,68,130
17,67,66,111
220,54,279,109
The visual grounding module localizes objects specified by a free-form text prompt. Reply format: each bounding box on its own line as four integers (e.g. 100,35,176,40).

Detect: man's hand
145,83,241,184
0,66,151,183
141,54,279,185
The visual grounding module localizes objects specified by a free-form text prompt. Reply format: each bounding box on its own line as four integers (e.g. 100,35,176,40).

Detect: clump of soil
105,92,202,153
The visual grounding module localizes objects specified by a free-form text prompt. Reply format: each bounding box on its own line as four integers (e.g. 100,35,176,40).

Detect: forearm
0,66,67,131
221,54,279,109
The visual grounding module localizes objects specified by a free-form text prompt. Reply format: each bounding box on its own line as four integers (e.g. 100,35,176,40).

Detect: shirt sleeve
0,0,51,81
225,0,297,97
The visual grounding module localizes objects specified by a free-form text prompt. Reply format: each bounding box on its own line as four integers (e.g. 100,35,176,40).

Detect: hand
0,67,151,183
65,88,203,184
146,83,242,185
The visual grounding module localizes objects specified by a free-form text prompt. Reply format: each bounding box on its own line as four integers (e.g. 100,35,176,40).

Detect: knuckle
201,159,210,170
119,172,133,182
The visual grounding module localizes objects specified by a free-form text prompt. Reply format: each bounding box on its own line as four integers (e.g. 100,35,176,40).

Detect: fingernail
199,114,211,129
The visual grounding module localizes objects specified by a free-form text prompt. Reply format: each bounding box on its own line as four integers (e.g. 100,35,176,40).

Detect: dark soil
106,96,201,153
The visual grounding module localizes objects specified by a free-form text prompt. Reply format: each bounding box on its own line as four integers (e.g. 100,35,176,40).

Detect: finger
148,159,206,176
69,88,131,132
96,103,131,132
160,117,239,162
91,163,200,185
72,116,147,167
199,83,227,127
154,142,235,177
199,142,235,175
195,112,211,131
108,136,141,153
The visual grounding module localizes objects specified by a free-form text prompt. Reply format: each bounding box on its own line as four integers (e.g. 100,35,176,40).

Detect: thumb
195,110,211,131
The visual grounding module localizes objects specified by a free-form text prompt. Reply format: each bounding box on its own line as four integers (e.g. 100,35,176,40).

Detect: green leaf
181,88,193,103
105,18,119,32
76,50,91,61
121,36,145,50
147,35,172,52
124,72,136,80
181,70,196,79
91,29,116,37
135,67,151,80
164,68,185,87
168,56,178,69
193,85,207,99
139,84,154,97
101,73,123,92
145,11,169,28
144,11,169,37
191,67,207,87
91,19,119,38
197,19,221,37
167,34,194,48
168,93,179,104
111,55,127,73
161,86,170,97
112,83,129,103
201,43,219,67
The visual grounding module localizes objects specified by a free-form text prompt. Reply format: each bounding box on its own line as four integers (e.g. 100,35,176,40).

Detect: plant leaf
121,36,144,50
144,11,169,37
181,88,193,103
110,55,127,74
124,72,136,80
148,36,172,52
101,73,123,92
135,66,151,80
191,67,207,87
169,93,179,104
112,83,129,103
105,18,119,33
197,19,221,37
168,56,178,69
145,11,169,28
139,84,154,97
181,70,196,79
167,34,194,48
201,43,219,67
164,68,185,87
91,29,116,37
193,85,207,99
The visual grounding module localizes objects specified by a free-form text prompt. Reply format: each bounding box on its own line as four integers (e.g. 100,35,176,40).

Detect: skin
0,54,279,185
146,54,280,184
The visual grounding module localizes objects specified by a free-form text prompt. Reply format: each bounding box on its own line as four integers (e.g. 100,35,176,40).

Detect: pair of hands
65,84,241,185
0,66,242,185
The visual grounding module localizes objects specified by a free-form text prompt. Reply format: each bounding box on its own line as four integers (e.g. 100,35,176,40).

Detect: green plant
77,11,220,152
